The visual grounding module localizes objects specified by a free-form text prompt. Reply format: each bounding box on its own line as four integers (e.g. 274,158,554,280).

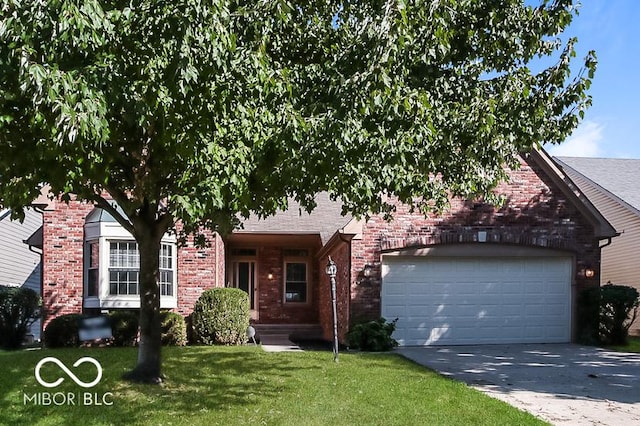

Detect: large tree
0,0,594,383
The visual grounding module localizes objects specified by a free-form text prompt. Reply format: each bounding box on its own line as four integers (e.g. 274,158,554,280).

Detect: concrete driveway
397,344,640,425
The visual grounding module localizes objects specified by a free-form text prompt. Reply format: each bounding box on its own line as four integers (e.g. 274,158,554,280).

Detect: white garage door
381,256,572,346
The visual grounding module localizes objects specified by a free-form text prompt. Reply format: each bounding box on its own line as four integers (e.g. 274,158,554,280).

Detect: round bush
161,311,187,346
43,314,83,348
599,284,639,345
192,288,250,345
108,310,139,346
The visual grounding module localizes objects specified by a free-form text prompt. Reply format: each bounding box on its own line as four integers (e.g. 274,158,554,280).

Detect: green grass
0,346,545,426
606,336,640,353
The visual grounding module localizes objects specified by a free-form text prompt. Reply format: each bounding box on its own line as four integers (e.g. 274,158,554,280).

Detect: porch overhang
226,232,323,247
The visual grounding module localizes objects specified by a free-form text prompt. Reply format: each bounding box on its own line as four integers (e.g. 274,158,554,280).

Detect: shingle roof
555,156,640,213
237,192,353,245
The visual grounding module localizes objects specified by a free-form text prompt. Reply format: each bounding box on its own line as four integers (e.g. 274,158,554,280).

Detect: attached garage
381,251,572,346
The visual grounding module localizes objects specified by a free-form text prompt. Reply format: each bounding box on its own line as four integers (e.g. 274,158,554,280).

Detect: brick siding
348,154,601,337
41,153,603,342
42,198,93,328
42,200,222,330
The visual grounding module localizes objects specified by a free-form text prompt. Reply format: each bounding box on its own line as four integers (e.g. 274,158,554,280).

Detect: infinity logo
35,357,103,388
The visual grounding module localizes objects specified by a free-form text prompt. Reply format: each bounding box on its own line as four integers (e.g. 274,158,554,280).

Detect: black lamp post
325,256,339,362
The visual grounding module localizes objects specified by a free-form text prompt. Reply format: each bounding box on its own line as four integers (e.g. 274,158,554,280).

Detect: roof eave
530,147,618,239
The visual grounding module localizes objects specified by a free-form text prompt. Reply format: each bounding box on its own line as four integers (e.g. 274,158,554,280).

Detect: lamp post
325,256,339,363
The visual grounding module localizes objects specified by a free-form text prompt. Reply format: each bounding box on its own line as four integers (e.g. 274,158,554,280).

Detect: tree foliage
0,285,41,350
0,0,595,381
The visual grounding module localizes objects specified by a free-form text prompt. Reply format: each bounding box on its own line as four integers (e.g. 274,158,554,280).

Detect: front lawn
606,336,640,353
0,346,545,425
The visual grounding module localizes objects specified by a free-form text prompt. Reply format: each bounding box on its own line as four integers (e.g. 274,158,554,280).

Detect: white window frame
86,240,100,298
84,210,177,309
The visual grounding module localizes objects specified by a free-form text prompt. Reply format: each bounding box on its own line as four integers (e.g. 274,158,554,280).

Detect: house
0,207,43,341
555,156,640,336
33,149,616,346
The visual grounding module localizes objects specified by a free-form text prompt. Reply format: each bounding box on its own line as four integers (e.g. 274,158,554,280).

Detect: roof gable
527,149,617,239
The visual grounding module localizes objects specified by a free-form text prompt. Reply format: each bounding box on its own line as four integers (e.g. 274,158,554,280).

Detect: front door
229,260,258,318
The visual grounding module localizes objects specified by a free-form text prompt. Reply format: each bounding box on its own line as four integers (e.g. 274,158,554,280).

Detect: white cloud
545,121,604,157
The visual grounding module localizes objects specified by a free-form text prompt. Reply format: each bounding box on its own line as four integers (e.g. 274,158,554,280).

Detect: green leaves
0,0,595,234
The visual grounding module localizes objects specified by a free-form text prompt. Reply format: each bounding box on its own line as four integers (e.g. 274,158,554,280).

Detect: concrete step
253,324,323,340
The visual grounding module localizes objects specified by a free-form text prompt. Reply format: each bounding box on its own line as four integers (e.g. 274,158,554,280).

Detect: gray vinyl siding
0,209,42,340
564,171,640,335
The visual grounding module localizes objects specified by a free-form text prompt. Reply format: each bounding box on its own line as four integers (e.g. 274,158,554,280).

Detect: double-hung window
107,241,175,297
87,241,99,297
283,249,309,304
109,242,140,295
159,244,174,297
84,206,177,309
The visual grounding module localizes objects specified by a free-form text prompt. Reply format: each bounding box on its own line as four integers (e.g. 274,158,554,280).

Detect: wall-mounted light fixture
579,266,596,279
267,272,274,280
358,264,374,286
363,264,373,278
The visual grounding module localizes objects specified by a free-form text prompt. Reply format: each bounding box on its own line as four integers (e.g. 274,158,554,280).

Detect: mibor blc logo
35,357,102,388
24,357,113,406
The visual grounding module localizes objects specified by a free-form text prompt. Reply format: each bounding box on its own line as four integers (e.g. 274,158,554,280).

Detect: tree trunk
123,228,163,384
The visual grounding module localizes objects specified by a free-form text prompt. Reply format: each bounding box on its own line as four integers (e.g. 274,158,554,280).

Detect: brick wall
254,246,320,324
349,154,601,335
42,198,93,328
176,228,224,317
42,199,223,328
318,242,351,342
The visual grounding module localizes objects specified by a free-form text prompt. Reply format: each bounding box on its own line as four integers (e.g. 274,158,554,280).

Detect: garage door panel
382,256,571,346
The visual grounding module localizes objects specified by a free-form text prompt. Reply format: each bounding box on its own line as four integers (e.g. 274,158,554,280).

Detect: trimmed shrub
599,284,639,345
0,285,41,350
161,311,187,346
192,288,250,345
577,286,601,345
43,314,83,348
109,310,139,346
346,317,398,351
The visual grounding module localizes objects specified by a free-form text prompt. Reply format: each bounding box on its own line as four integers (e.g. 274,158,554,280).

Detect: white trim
83,212,178,309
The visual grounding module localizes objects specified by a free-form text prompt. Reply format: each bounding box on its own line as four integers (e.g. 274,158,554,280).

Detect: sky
543,1,640,159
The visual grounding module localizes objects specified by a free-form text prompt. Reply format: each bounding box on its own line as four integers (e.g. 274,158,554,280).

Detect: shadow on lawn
113,347,315,422
1,346,321,425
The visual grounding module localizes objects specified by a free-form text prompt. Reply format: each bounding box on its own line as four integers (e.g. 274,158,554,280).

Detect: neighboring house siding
0,209,43,340
562,169,640,335
0,209,41,289
567,171,640,285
